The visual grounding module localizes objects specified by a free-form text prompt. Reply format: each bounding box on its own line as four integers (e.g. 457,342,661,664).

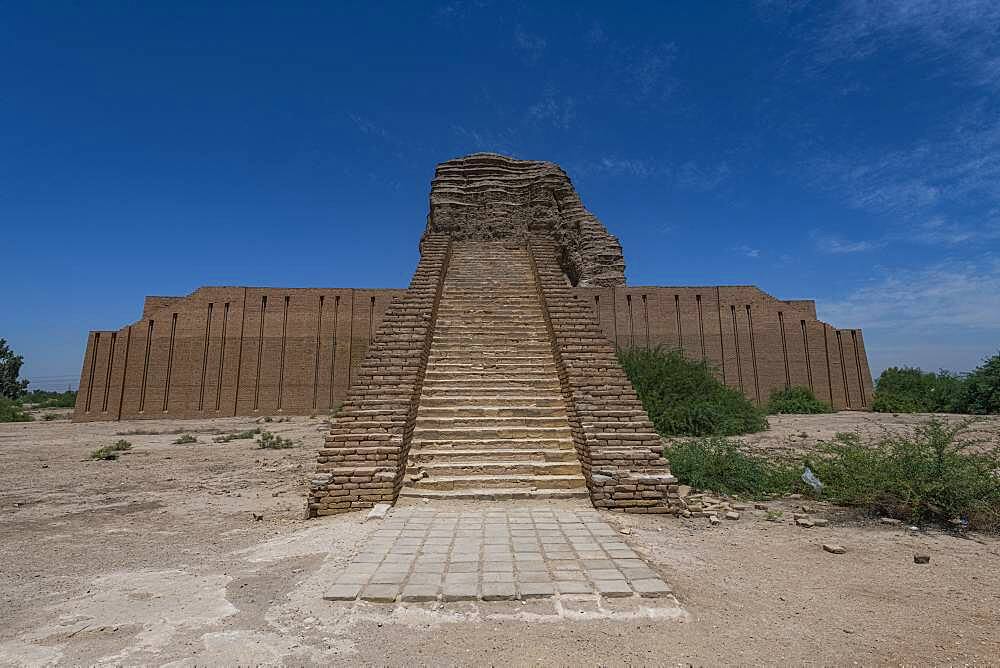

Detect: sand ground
1,411,998,666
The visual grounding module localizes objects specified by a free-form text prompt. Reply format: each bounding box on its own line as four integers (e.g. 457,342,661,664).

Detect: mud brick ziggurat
74,153,873,515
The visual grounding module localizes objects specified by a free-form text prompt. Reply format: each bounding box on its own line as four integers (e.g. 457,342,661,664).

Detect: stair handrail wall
526,233,679,514
308,234,453,516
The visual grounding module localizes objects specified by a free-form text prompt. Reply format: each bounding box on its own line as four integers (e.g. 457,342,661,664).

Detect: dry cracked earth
1,411,999,666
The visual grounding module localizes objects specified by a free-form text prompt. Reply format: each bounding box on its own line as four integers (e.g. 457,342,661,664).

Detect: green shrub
767,386,833,414
618,347,768,436
213,428,261,443
812,420,1000,531
962,351,1000,415
872,366,966,413
257,430,295,449
0,397,33,423
20,389,77,408
665,437,799,498
90,439,133,461
173,434,197,444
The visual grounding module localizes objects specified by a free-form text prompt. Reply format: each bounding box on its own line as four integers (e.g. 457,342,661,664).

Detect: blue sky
4,1,999,389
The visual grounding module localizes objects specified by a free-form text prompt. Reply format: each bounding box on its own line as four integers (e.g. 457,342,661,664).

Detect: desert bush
766,386,833,414
90,439,133,461
213,428,261,443
173,434,197,444
962,351,1000,415
811,420,1000,531
664,437,799,498
618,347,768,436
872,366,966,413
0,397,33,423
20,389,77,408
665,420,1000,531
257,430,295,449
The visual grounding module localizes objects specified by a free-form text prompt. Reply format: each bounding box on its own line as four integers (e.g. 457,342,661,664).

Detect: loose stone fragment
795,518,815,528
913,554,930,564
725,511,740,521
822,544,846,555
366,503,392,521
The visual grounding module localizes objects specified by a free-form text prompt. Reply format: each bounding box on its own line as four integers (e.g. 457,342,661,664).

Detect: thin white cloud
813,233,884,254
736,245,761,259
820,257,1000,332
814,0,1000,89
513,26,547,64
527,92,575,130
819,257,1000,373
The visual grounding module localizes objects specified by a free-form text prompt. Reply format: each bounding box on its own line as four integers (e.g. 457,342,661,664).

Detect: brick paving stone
518,582,555,598
482,582,517,601
632,578,671,597
586,568,624,580
361,584,400,602
335,572,371,585
516,571,552,583
442,582,478,601
482,561,515,573
407,573,443,586
444,572,478,585
483,572,514,583
556,580,594,594
324,584,361,601
401,585,440,602
594,580,633,597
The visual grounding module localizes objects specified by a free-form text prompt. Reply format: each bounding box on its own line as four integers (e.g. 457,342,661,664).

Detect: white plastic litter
801,466,824,494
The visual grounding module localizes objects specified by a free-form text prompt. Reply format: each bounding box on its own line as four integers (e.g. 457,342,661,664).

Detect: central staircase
400,241,588,500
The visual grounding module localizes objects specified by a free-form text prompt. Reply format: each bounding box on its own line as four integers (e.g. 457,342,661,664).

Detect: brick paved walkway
325,508,671,603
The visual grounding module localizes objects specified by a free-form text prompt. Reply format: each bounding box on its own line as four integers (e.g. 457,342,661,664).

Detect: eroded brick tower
308,153,677,516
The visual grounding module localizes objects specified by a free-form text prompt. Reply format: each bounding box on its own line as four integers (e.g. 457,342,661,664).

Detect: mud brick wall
527,234,676,514
74,286,404,421
308,234,451,516
571,286,873,410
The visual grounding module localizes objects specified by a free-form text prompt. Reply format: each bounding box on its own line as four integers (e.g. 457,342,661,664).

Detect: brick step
434,319,546,327
414,415,570,429
397,487,590,501
418,395,564,408
410,437,575,450
429,342,553,350
432,326,549,335
406,460,582,477
423,371,560,382
407,448,578,464
427,353,553,362
417,405,565,418
405,473,586,491
425,362,557,373
413,425,572,440
420,382,563,393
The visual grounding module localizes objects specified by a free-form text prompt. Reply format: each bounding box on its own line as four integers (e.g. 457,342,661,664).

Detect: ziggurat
73,153,873,514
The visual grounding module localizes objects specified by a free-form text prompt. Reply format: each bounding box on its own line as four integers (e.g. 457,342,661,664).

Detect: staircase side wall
308,235,451,516
527,235,678,514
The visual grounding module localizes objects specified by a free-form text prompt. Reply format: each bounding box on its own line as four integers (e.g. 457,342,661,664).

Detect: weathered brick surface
527,234,677,512
307,234,451,516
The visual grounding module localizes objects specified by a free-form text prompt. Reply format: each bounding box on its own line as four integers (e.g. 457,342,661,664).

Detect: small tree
962,351,1000,415
0,339,28,400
